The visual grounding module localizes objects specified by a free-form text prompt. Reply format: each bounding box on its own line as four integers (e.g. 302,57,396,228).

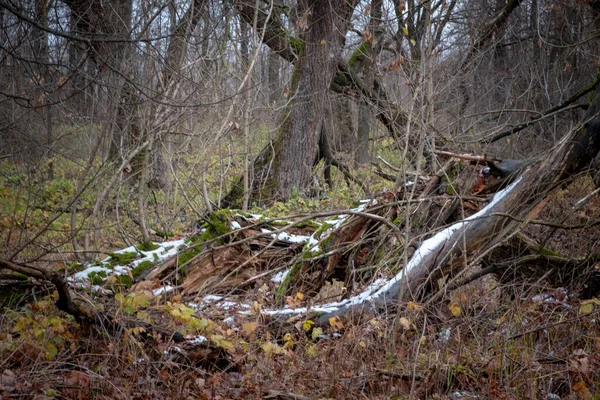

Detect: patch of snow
231,221,241,229
439,328,451,342
112,245,139,255
261,278,388,316
189,335,207,344
223,317,235,325
271,269,290,283
450,392,480,399
203,295,223,302
372,177,524,301
153,285,174,296
70,238,190,286
72,265,113,281
271,231,311,244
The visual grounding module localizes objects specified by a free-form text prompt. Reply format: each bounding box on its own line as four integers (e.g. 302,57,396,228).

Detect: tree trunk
268,48,280,105
227,0,357,204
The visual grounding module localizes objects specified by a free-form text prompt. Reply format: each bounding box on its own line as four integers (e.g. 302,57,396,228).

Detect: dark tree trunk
226,0,357,204
273,0,355,199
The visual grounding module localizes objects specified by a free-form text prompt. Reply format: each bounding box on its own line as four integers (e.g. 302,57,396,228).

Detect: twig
434,150,501,163
485,73,600,143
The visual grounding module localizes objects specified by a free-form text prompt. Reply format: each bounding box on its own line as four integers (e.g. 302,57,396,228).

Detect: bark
268,48,280,104
236,0,409,141
273,0,355,199
228,0,357,203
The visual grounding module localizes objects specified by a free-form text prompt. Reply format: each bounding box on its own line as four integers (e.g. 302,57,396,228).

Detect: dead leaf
398,317,414,330
572,381,592,400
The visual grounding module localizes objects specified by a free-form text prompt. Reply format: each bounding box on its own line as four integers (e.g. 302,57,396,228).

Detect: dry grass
1,275,599,399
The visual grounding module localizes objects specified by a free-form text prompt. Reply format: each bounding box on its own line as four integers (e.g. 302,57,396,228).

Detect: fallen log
333,79,600,309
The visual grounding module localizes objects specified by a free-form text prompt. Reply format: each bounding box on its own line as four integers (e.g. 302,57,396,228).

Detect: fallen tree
3,81,599,332
170,80,600,323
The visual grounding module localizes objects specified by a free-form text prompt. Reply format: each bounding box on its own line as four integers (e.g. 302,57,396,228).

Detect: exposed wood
434,150,502,163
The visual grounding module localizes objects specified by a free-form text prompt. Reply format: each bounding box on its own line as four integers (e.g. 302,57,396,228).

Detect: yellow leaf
242,322,259,335
46,342,58,360
358,341,366,348
402,26,409,36
448,301,462,317
311,327,323,340
320,39,327,46
283,333,294,349
579,303,594,315
294,292,305,301
407,301,422,311
303,320,314,332
329,316,344,330
306,344,318,357
410,39,416,45
419,336,427,345
262,341,274,356
211,335,235,352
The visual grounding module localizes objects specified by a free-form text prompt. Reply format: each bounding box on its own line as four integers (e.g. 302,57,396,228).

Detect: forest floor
1,157,600,399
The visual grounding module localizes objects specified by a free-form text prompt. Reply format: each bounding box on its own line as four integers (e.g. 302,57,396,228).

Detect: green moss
317,230,337,252
313,222,333,240
271,220,292,227
131,260,154,277
154,230,174,239
66,262,85,273
207,209,233,236
289,36,304,54
296,220,321,229
197,209,236,244
537,247,560,257
302,249,322,259
136,242,159,252
88,270,108,286
446,183,457,196
108,251,138,266
114,274,133,289
177,246,202,267
349,42,370,67
275,263,302,303
10,272,29,281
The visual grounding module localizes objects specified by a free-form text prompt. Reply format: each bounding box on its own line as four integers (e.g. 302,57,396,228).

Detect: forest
1,0,600,398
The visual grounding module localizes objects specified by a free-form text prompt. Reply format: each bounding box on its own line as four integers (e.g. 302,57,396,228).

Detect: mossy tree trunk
226,0,357,205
